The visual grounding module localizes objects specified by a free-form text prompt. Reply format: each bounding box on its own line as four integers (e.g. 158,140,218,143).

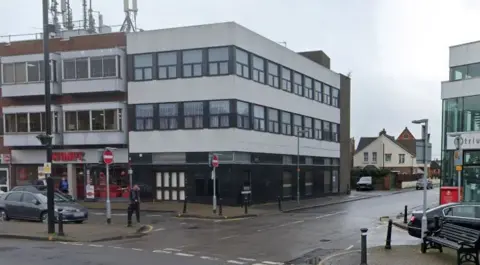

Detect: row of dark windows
133,99,340,142
130,46,340,108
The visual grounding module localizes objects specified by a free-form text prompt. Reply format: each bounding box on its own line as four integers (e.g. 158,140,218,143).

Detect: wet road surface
0,188,438,265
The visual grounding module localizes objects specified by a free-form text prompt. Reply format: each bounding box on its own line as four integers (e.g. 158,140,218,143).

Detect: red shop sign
52,152,85,162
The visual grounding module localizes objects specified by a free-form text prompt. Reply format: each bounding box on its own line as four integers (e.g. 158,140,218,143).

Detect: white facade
127,22,341,158
353,135,417,168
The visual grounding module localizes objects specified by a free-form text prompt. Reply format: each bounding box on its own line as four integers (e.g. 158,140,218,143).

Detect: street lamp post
296,129,309,204
412,119,429,240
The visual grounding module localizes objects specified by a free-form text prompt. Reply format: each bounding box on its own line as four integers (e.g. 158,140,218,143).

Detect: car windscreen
358,177,372,183
39,192,69,203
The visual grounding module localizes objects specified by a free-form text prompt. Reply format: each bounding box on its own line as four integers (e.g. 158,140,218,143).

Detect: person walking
127,184,141,227
59,177,69,194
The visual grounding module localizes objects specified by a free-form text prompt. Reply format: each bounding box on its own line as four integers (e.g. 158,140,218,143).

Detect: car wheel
0,209,9,221
41,212,48,223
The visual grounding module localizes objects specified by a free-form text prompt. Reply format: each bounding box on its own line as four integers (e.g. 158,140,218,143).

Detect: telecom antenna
50,0,61,32
87,0,96,33
82,0,88,30
120,0,138,32
60,0,74,30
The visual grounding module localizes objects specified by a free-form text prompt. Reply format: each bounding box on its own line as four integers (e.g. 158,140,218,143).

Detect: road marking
88,244,103,247
315,211,347,219
153,228,165,232
131,248,143,251
227,260,245,264
153,250,172,254
200,256,218,260
110,246,123,249
345,245,354,250
147,214,163,217
262,262,284,265
257,229,263,232
164,248,181,252
220,235,238,240
291,220,304,224
175,252,194,257
71,242,83,246
238,257,256,261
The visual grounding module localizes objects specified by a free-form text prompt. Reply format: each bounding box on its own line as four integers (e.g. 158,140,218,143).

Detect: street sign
454,136,464,150
103,149,114,165
454,150,463,166
456,165,462,171
212,155,219,168
43,162,52,174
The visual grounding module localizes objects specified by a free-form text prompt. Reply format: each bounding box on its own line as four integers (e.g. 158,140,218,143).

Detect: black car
0,191,88,223
11,185,75,202
356,176,374,191
407,202,480,238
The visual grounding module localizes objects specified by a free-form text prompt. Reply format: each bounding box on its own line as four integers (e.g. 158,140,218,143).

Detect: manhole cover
319,239,330,242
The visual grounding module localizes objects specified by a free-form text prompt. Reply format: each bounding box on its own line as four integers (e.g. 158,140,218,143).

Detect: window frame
252,105,266,131
293,72,303,96
314,119,322,140
267,108,279,134
281,111,292,135
235,47,250,79
304,76,313,99
251,54,266,84
157,51,178,80
133,53,154,81
236,100,250,129
183,101,204,129
267,61,280,88
134,104,155,131
323,120,331,141
323,84,332,105
158,103,179,130
182,49,204,78
293,114,303,136
331,88,339,107
303,116,313,138
281,67,292,92
207,47,229,76
64,109,121,132
209,100,230,128
332,123,339,142
90,56,117,78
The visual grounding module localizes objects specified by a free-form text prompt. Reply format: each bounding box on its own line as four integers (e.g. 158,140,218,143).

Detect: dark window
208,47,229,75
158,103,178,129
323,84,331,105
184,102,204,128
267,108,279,133
332,88,339,107
157,52,177,79
281,67,292,92
75,58,89,79
237,101,250,129
314,81,322,102
304,77,313,99
182,49,203,78
135,104,154,130
253,105,265,131
267,62,279,88
281,111,291,135
293,72,303,96
27,61,41,82
5,192,22,202
332,123,339,142
133,54,153,81
304,117,312,138
293,114,302,136
22,193,37,203
252,55,265,84
209,100,230,128
235,48,250,78
90,56,116,78
314,119,322,140
323,121,331,141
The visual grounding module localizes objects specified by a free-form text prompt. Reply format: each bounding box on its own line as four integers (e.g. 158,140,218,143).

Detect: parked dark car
0,191,88,223
356,176,374,191
415,179,433,190
407,202,480,238
11,185,75,202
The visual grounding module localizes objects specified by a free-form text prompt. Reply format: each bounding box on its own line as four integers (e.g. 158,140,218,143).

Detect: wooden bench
421,221,480,265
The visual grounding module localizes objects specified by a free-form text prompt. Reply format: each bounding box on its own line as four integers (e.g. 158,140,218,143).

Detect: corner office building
442,40,480,203
127,22,351,205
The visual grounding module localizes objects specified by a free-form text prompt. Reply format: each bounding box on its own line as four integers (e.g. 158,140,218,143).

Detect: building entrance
0,168,8,192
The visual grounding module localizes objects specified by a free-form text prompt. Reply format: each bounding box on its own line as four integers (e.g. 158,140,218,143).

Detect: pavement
320,245,457,265
0,187,438,265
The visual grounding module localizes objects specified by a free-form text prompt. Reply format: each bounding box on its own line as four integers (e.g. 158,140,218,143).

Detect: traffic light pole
42,0,55,234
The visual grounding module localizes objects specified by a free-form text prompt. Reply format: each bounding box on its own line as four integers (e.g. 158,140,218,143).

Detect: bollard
218,198,223,216
278,196,282,212
57,212,65,237
182,196,188,214
403,205,408,224
360,228,368,265
244,197,248,215
385,219,392,250
347,184,351,195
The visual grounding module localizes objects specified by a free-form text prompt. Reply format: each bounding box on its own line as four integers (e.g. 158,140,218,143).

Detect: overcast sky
2,0,480,158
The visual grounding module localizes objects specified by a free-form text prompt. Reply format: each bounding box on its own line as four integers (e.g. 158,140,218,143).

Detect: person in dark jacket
127,184,141,227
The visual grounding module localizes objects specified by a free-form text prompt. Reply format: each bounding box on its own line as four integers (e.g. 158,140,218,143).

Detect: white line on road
88,244,103,247
70,242,83,246
291,220,304,224
110,246,123,249
164,248,181,252
345,245,354,250
153,250,172,254
131,248,143,251
175,252,194,257
261,262,284,265
315,211,347,219
200,256,218,260
220,235,238,240
147,214,163,217
227,260,245,264
153,228,165,232
238,257,256,261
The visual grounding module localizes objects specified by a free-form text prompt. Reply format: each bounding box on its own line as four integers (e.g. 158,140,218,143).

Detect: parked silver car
0,191,88,223
416,178,433,190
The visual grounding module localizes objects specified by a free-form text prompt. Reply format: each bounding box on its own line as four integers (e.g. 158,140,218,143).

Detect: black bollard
58,212,65,237
244,197,248,215
183,196,188,214
360,228,368,265
385,219,392,250
218,198,223,216
278,196,282,212
403,205,408,224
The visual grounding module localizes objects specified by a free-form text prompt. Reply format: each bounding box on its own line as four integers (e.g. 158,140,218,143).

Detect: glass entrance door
0,168,9,192
462,166,480,202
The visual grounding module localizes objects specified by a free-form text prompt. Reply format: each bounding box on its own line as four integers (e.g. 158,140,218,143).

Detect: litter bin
440,186,463,205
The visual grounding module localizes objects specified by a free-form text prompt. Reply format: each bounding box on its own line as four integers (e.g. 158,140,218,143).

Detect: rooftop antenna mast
87,0,96,33
60,0,74,30
82,0,88,30
50,0,61,32
120,0,138,32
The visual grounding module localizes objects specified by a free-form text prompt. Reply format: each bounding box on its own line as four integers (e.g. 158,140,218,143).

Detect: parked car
356,176,374,191
11,185,75,201
0,191,88,223
415,179,433,190
407,202,480,238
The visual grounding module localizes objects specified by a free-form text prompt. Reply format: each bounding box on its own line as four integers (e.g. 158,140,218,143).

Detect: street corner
175,213,258,221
